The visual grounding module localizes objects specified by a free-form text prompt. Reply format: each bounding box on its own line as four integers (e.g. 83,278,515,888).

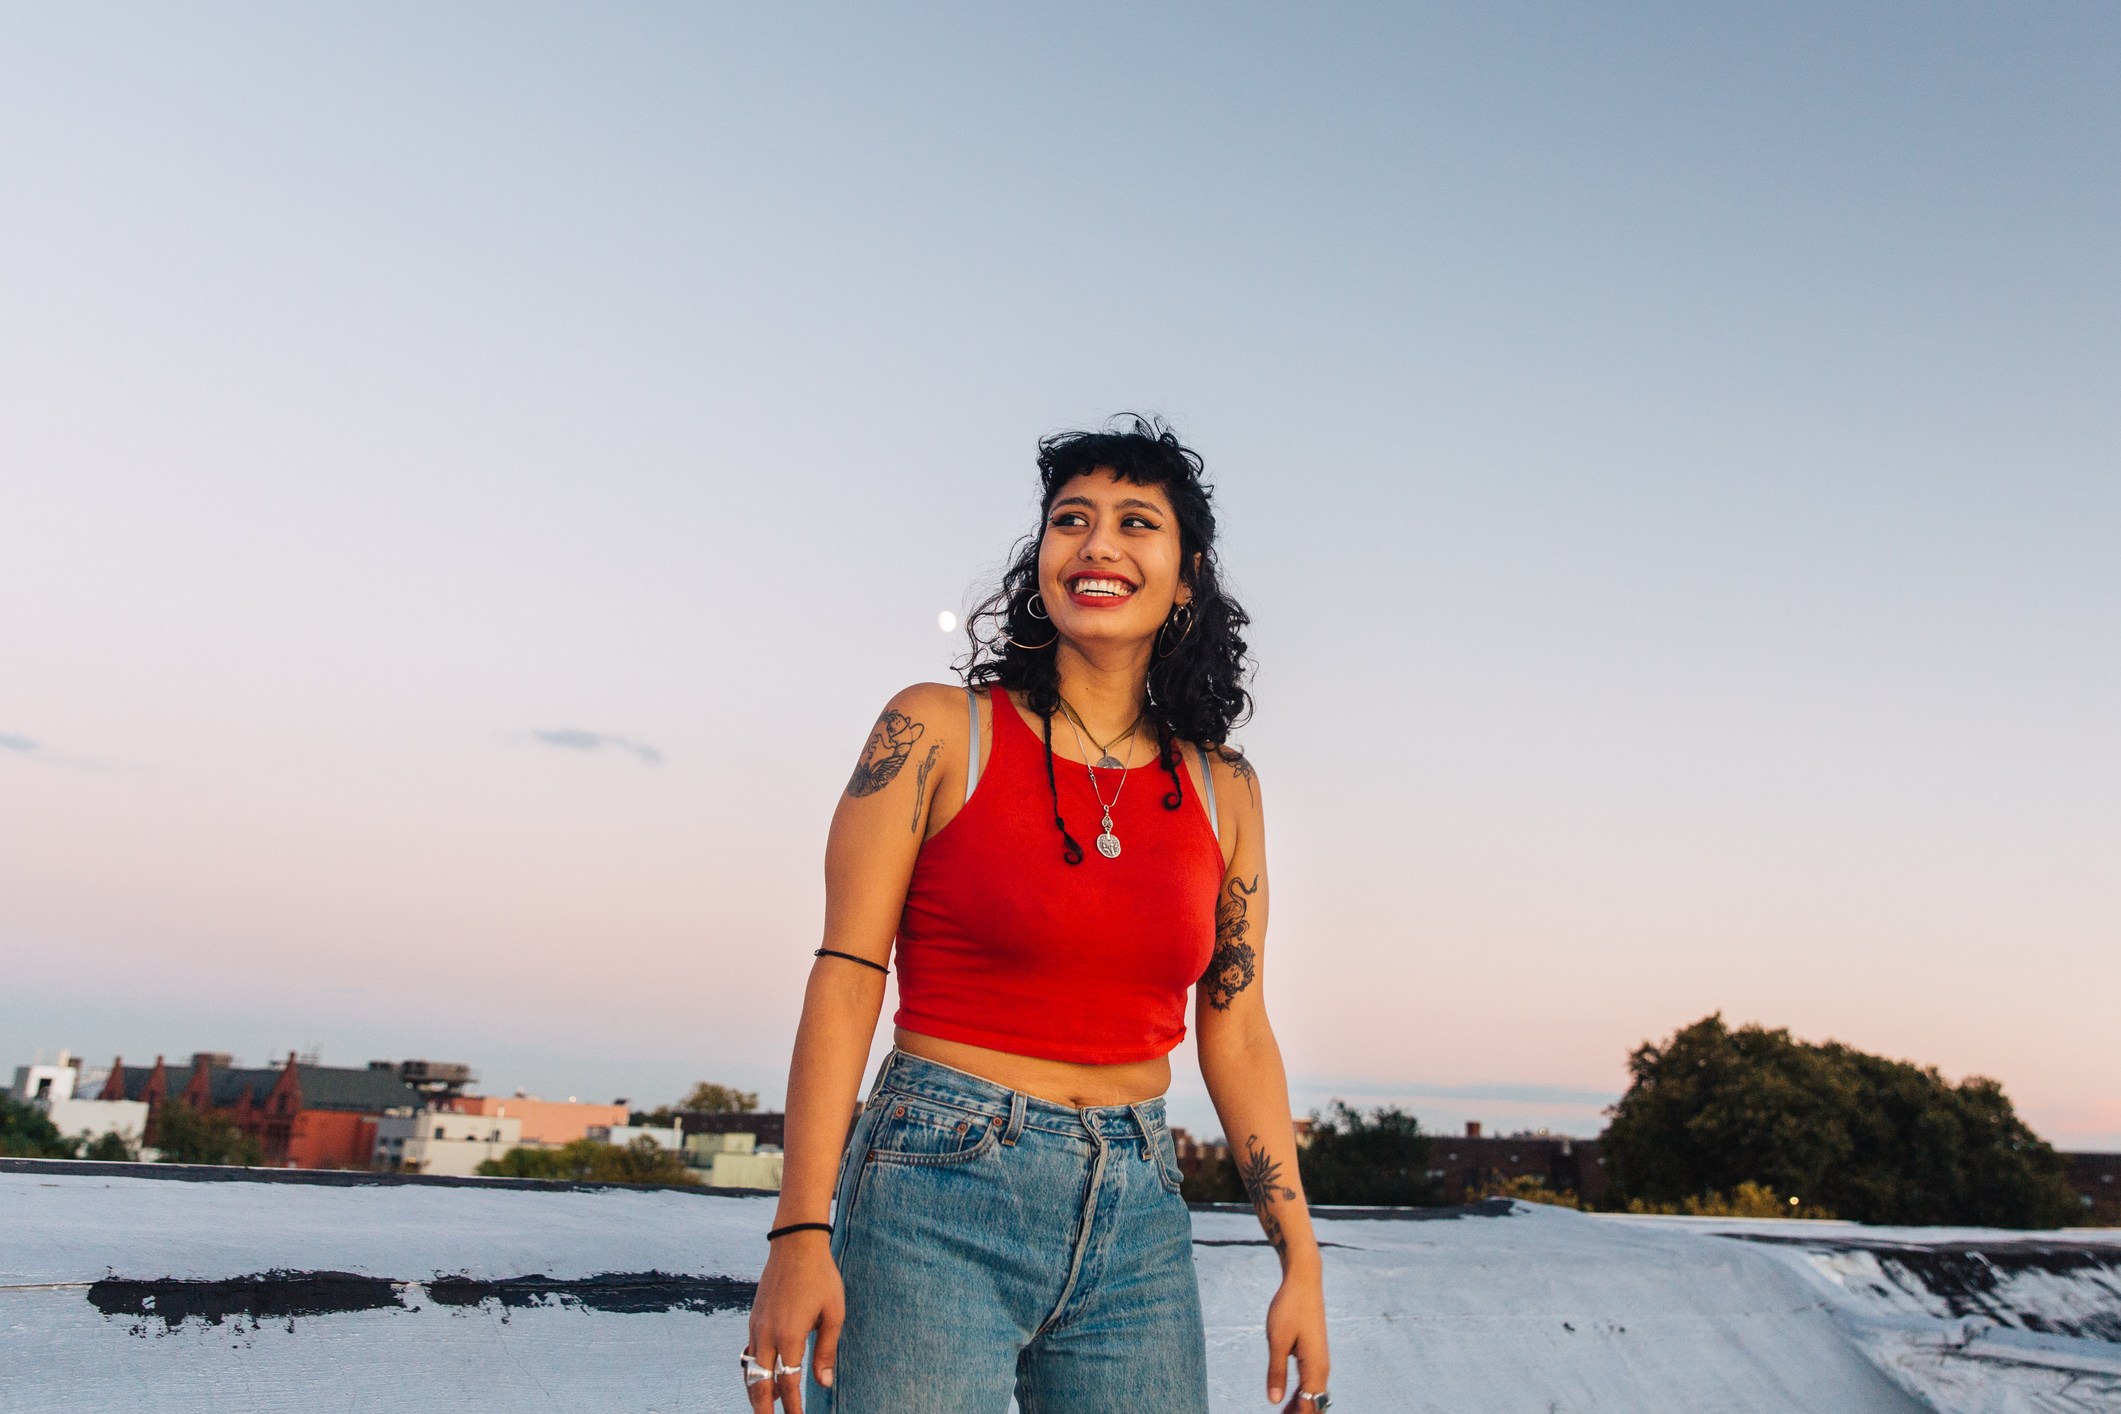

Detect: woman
746,418,1330,1413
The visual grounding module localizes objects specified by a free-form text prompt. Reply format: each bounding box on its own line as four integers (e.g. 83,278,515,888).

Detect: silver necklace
1064,711,1135,859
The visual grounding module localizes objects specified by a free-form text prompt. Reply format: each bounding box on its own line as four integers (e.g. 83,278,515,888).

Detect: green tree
152,1099,265,1167
1603,1014,2081,1228
477,1136,698,1185
679,1083,758,1114
81,1131,139,1162
1299,1102,1438,1206
0,1095,77,1158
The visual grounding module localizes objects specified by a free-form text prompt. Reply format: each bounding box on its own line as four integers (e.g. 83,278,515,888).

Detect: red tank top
894,689,1225,1065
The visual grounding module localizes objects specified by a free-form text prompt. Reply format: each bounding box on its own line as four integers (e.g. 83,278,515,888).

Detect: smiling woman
741,418,1331,1414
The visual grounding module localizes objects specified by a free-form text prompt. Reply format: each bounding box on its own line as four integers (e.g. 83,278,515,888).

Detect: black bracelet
767,1222,833,1241
814,948,889,975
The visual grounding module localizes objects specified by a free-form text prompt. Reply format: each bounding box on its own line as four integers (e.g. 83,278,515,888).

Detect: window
434,1127,445,1139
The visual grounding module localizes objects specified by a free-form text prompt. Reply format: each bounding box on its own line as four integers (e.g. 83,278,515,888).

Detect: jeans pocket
1151,1123,1187,1195
865,1093,1003,1167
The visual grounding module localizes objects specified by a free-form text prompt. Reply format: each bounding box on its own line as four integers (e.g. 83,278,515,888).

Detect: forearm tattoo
1239,1133,1297,1256
909,743,941,832
1200,874,1259,1011
847,710,925,798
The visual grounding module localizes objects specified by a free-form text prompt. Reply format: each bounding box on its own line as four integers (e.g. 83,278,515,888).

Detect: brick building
2062,1151,2121,1225
100,1053,419,1169
449,1094,631,1147
1425,1123,1608,1206
674,1110,787,1150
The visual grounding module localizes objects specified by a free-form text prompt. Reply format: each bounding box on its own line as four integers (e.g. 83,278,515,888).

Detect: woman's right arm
746,684,962,1414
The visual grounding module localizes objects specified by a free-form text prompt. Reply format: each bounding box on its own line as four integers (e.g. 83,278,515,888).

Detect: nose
1079,519,1123,563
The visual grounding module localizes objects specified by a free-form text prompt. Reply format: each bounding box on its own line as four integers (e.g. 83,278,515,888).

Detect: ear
1177,553,1202,606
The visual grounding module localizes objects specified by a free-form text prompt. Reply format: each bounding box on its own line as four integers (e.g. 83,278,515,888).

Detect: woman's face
1037,469,1190,651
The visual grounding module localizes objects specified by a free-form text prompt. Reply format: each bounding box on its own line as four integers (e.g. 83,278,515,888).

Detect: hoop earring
1007,630,1058,650
1155,603,1195,660
1027,593,1050,620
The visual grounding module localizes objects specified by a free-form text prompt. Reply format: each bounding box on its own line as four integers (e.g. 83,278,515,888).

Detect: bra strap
1194,744,1219,842
964,686,982,802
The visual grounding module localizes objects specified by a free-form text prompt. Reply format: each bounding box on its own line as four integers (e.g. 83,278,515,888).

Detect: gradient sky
3,5,2115,1146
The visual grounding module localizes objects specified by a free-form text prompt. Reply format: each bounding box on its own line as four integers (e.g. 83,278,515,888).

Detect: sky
2,4,2115,1147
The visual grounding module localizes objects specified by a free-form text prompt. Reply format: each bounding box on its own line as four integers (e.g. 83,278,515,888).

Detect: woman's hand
746,1231,844,1413
1266,1264,1330,1411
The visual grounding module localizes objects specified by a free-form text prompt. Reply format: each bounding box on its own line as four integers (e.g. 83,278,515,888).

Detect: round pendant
1096,832,1122,859
1097,755,1124,770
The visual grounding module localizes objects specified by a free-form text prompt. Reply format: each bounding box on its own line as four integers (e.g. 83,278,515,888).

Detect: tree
152,1099,264,1167
1603,1015,2081,1228
1299,1102,1438,1207
81,1131,139,1162
679,1083,758,1114
0,1095,76,1158
477,1136,698,1185
634,1082,760,1127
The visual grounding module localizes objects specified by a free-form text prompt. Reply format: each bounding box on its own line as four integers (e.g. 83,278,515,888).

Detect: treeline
1605,1014,2081,1229
1186,1014,2085,1230
477,1136,696,1185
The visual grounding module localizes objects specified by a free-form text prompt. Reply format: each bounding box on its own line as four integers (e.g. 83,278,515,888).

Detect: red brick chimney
1466,1121,1482,1138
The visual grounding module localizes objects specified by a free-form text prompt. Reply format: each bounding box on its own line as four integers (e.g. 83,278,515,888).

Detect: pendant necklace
1063,710,1136,859
1057,696,1143,771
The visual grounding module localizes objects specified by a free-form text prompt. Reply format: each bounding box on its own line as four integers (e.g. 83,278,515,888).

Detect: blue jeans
809,1050,1209,1413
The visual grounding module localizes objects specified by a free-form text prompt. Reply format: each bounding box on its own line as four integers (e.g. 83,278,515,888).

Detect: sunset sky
3,6,2115,1147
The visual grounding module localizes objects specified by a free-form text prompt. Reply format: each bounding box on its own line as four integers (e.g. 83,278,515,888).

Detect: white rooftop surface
3,1165,2115,1412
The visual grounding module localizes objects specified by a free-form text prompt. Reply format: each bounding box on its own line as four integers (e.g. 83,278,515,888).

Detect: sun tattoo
909,743,942,832
1200,874,1259,1011
847,710,925,798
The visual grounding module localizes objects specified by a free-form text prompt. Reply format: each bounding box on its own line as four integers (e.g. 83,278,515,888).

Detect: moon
937,611,958,633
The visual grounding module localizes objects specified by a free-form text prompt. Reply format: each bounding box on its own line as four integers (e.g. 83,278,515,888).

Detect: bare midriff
893,1028,1170,1109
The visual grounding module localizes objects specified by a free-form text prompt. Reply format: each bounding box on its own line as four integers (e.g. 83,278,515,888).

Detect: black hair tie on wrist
814,948,889,974
767,1222,833,1241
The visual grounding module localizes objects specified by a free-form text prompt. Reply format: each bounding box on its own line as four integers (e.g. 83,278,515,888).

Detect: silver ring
773,1358,802,1378
739,1352,770,1387
1300,1394,1331,1411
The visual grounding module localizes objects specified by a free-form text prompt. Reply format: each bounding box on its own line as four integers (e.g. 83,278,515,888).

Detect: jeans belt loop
1003,1090,1028,1146
1127,1101,1153,1156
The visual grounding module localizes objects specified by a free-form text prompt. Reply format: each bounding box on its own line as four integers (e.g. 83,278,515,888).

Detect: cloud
530,729,663,766
0,732,106,771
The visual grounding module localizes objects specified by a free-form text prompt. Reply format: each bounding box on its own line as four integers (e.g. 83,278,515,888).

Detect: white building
11,1052,148,1153
590,1124,680,1150
12,1053,82,1103
684,1131,783,1189
44,1098,150,1149
376,1109,523,1177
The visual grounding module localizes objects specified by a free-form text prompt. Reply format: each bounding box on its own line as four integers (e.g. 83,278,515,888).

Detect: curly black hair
961,415,1254,863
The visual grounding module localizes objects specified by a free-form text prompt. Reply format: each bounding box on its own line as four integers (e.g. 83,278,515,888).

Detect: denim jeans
808,1050,1209,1413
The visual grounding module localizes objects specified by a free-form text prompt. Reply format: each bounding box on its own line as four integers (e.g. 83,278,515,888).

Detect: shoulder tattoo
848,709,925,798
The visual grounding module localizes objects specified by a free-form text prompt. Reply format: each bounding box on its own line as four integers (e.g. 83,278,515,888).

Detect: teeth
1073,578,1132,596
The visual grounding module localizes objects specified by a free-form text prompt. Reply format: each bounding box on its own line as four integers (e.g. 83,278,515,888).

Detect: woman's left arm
1194,748,1330,1411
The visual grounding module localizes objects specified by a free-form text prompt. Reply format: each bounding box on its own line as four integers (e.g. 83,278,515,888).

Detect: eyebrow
1050,495,1169,516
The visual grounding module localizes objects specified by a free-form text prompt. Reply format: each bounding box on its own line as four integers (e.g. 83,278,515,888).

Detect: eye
1049,511,1088,528
1122,514,1162,530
